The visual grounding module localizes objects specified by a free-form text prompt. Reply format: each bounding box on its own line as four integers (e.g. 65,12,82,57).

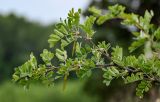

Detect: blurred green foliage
0,81,99,102
0,13,54,81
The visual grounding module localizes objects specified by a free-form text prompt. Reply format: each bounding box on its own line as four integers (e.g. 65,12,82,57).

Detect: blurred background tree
0,13,55,81
0,0,160,102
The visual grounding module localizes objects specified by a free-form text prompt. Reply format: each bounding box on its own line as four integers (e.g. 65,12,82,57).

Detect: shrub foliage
12,4,160,98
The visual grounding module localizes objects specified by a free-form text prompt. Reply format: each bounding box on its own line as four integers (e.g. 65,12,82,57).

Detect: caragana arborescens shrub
12,4,160,98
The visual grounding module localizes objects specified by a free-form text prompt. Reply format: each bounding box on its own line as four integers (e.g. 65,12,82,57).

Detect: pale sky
0,0,91,24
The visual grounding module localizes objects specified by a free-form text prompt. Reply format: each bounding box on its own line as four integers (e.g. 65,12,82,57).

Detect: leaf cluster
13,4,160,98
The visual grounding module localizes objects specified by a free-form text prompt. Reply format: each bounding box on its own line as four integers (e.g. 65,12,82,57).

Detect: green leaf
97,41,110,52
103,67,119,86
40,49,54,65
154,27,160,40
48,34,61,48
29,53,37,68
108,4,125,16
12,53,37,83
54,29,64,38
67,8,81,27
75,42,82,55
56,49,67,62
129,38,146,53
76,59,95,79
153,60,160,77
136,80,152,98
76,69,92,79
123,56,138,68
46,71,54,78
124,73,143,84
88,6,101,16
61,37,73,49
144,10,154,23
58,25,68,35
92,49,104,65
121,13,139,25
12,74,19,81
97,14,111,25
97,4,125,25
132,32,140,37
111,46,123,65
80,16,96,39
48,8,81,48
